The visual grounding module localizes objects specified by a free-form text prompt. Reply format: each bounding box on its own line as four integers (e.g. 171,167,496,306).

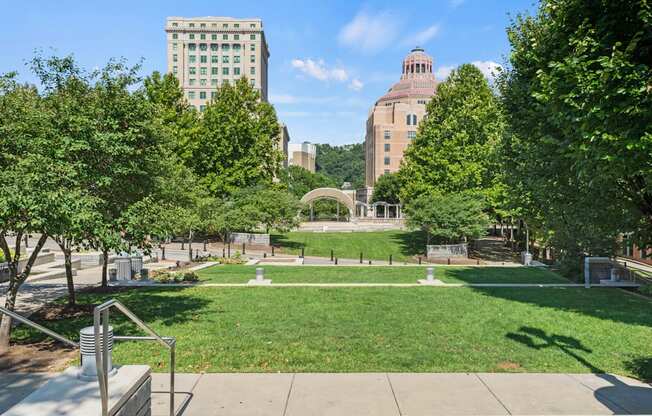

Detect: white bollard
426,267,434,282
256,267,264,282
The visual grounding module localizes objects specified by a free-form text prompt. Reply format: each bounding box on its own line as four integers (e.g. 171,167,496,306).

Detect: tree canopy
315,143,365,189
371,172,401,204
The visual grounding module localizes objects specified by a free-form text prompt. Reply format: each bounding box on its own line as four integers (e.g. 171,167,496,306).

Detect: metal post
195,248,199,259
170,342,175,416
360,252,363,264
301,247,304,258
368,260,371,265
242,243,246,255
203,240,207,251
271,246,275,256
335,257,338,265
447,258,451,265
222,248,225,258
264,252,267,258
389,255,392,265
228,243,231,258
162,246,166,260
330,249,334,262
418,256,422,265
24,234,28,248
181,241,185,250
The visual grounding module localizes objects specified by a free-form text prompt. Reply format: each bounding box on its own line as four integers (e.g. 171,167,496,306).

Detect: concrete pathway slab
0,373,53,414
478,373,618,415
389,373,509,415
285,373,399,416
569,373,652,415
182,373,292,416
151,373,201,416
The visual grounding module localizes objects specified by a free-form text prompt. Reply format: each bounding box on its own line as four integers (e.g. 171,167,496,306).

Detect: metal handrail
94,299,176,416
0,305,79,348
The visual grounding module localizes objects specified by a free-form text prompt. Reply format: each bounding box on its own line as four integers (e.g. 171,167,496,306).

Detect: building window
223,23,228,28
408,131,417,139
250,55,255,63
406,114,417,125
200,91,206,99
250,79,255,86
211,44,218,52
234,56,240,63
189,67,196,75
211,23,217,28
189,79,196,86
234,23,240,28
250,34,256,40
211,56,218,64
172,66,178,74
189,23,195,28
384,130,391,139
384,143,390,152
172,34,178,40
384,169,390,174
200,34,206,40
200,56,207,63
211,67,218,75
234,34,240,40
188,91,195,99
200,105,206,112
412,114,417,125
200,23,206,28
222,34,228,40
172,43,178,50
211,34,217,41
222,44,230,51
417,100,427,105
200,67,207,75
189,34,195,40
189,43,196,51
211,79,218,86
172,22,178,27
222,67,229,75
211,91,217,99
233,44,241,51
234,67,240,75
384,157,390,166
172,54,178,62
200,43,207,51
250,44,255,51
189,56,196,63
250,67,255,75
222,56,229,63
201,79,207,86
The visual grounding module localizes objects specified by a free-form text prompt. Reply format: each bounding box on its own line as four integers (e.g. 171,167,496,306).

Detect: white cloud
291,58,350,82
338,10,399,53
434,65,456,80
348,78,364,91
450,0,465,8
402,24,441,47
471,60,502,81
434,61,502,82
269,94,297,104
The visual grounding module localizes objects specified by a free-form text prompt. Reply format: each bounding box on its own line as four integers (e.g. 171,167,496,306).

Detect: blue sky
1,0,536,145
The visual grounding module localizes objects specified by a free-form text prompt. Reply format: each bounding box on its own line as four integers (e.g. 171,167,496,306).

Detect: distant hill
315,143,365,189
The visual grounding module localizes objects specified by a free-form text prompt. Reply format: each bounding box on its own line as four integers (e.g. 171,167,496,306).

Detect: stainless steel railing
93,299,176,416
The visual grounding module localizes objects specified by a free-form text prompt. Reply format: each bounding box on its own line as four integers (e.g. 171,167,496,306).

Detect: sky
0,0,537,146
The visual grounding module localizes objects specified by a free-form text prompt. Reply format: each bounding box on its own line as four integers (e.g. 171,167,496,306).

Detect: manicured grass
13,286,652,379
197,265,570,284
272,230,426,262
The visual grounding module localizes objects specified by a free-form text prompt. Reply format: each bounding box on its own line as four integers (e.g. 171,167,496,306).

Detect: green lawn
13,286,652,380
272,230,426,262
197,265,570,284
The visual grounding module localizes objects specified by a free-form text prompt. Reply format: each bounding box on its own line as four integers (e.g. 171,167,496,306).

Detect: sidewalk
149,372,652,415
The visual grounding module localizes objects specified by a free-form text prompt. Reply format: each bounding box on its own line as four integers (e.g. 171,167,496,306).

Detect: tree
371,172,401,204
398,64,505,210
315,143,365,189
404,193,490,245
188,78,283,196
498,0,651,267
278,165,337,198
245,187,303,233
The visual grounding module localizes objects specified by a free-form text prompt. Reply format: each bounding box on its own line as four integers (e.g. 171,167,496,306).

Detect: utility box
521,251,533,266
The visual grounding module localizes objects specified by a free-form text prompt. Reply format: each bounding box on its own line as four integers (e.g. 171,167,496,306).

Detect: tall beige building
165,16,269,109
365,47,437,187
288,142,317,173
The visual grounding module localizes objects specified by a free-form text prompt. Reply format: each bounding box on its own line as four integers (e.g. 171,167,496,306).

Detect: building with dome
364,47,438,187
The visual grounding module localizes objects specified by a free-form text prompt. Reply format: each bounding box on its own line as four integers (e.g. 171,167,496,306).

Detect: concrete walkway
148,372,652,415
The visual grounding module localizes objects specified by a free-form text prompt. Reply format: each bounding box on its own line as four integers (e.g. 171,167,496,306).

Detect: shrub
639,285,652,297
150,270,198,284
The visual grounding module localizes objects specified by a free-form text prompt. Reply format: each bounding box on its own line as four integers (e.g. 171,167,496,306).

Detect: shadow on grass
11,287,211,345
507,326,652,412
445,267,570,284
388,230,427,259
271,234,305,251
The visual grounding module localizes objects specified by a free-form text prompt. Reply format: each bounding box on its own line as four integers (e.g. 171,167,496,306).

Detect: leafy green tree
278,165,337,198
498,0,650,267
404,193,490,245
188,78,283,196
315,143,365,189
245,187,303,233
399,64,505,210
371,172,401,204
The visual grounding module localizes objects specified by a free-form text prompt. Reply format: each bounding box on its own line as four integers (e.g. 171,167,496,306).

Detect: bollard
335,257,338,265
389,255,392,265
242,243,246,255
264,252,267,258
181,241,185,250
204,241,207,251
418,256,422,265
256,267,264,282
228,243,231,258
477,259,480,265
222,248,226,258
195,248,199,259
360,252,363,264
301,247,304,258
271,246,275,256
330,249,334,262
162,246,166,260
447,258,451,265
24,234,29,248
368,260,372,265
426,267,434,282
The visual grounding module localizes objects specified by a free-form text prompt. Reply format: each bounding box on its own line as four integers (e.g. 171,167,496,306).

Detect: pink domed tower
364,48,438,187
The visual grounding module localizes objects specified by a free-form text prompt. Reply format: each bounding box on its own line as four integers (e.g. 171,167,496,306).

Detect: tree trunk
188,231,193,262
101,249,108,287
56,238,76,306
0,233,48,352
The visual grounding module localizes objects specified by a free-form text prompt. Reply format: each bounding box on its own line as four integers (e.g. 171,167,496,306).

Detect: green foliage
399,64,505,211
151,270,199,284
498,0,651,264
371,172,401,204
404,193,490,244
315,143,365,189
278,165,337,198
639,285,652,297
186,78,284,196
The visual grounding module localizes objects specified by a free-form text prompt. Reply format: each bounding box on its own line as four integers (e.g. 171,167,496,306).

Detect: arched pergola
301,188,356,220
